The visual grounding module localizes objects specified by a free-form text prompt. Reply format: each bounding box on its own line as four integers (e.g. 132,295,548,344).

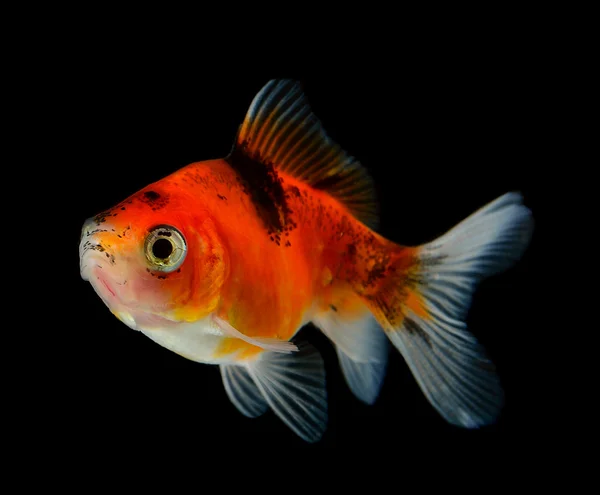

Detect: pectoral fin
213,315,298,354
220,364,268,418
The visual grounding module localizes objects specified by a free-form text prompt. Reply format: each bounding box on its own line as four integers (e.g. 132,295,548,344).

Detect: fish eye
144,225,187,272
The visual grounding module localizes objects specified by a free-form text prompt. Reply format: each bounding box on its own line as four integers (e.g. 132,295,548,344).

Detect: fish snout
79,218,118,280
80,217,98,242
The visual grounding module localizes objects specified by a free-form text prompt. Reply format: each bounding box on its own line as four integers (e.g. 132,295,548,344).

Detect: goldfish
79,79,534,442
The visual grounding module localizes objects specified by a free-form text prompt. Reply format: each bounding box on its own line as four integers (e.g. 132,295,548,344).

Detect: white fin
220,364,268,418
384,192,534,427
313,309,389,404
213,315,298,354
337,350,388,405
246,341,327,443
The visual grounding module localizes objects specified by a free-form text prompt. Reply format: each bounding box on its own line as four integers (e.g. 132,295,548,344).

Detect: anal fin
313,294,389,405
245,341,327,443
336,351,388,405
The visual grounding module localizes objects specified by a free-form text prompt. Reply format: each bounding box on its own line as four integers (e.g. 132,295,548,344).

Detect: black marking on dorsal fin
226,79,379,230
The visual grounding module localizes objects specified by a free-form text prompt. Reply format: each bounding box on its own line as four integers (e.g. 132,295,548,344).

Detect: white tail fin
375,192,534,427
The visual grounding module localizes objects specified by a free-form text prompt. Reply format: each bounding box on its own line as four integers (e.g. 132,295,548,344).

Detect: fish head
79,184,228,331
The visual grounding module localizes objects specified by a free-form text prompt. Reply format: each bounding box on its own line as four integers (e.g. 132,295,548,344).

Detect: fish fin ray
228,79,378,229
363,192,534,426
220,364,268,417
246,340,327,443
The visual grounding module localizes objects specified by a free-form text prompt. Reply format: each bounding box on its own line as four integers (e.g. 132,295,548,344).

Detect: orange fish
79,79,534,442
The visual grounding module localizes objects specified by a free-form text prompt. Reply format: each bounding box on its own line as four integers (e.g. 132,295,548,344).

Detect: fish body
80,80,534,441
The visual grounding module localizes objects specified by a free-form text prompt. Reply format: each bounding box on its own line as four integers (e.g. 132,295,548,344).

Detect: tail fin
366,192,534,427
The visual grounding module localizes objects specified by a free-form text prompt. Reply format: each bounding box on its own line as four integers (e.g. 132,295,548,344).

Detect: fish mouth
79,217,118,280
79,223,125,307
83,261,177,332
81,253,142,330
99,275,117,298
84,261,123,305
79,218,145,331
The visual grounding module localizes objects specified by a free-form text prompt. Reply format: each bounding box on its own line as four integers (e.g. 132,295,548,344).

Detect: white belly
139,314,235,365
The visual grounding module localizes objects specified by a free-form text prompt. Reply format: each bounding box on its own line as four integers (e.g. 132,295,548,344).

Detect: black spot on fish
421,253,449,268
403,317,432,348
93,210,117,225
226,142,296,238
157,275,167,280
217,194,227,201
330,304,338,312
139,190,169,210
368,265,385,285
144,191,160,201
288,185,301,197
365,255,389,287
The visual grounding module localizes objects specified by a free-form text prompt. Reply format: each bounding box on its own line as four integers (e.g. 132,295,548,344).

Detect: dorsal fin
226,79,379,230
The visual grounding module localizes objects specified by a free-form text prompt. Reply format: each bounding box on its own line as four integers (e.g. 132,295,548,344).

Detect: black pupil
152,238,173,259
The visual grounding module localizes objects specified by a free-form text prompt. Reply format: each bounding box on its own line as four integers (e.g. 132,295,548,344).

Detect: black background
24,23,552,459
